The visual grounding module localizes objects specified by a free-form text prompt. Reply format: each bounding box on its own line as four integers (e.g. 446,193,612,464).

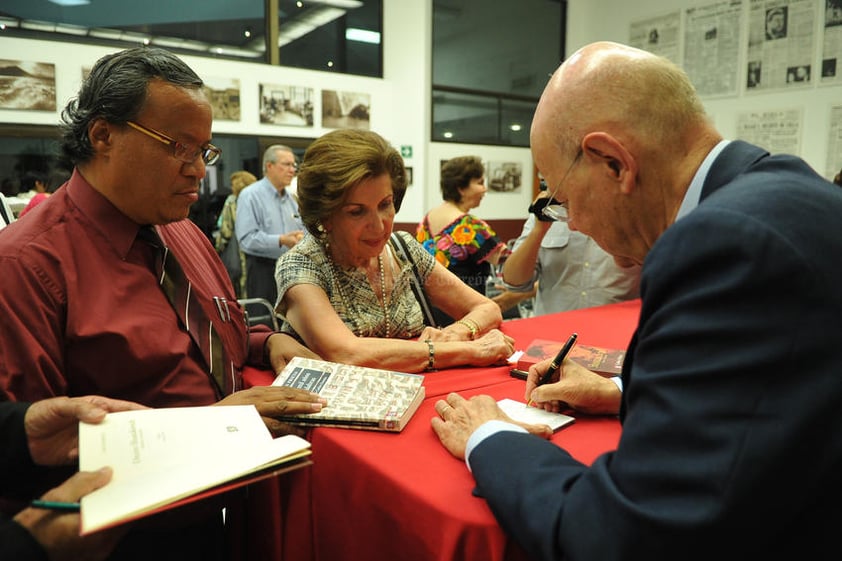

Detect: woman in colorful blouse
417,156,521,325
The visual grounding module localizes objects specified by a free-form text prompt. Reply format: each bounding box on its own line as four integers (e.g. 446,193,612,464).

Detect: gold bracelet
424,339,436,370
456,318,479,339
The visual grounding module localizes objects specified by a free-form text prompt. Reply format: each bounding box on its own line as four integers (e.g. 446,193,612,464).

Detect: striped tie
138,226,226,397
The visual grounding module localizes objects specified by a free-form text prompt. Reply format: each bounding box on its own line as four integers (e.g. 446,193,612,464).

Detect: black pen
30,500,81,512
527,333,577,406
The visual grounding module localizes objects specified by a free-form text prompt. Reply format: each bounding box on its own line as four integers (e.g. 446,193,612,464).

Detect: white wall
567,0,842,180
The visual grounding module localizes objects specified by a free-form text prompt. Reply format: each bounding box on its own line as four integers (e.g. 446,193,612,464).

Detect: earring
316,222,329,249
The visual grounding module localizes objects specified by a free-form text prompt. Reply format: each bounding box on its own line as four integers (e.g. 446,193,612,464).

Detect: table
241,299,641,561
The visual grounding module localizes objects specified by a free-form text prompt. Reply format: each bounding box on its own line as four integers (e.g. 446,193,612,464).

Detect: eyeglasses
126,121,222,166
276,161,298,171
542,148,583,222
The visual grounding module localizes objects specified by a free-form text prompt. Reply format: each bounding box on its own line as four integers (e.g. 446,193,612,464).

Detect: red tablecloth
241,299,641,561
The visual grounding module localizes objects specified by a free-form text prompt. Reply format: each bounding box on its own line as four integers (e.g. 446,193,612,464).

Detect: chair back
0,193,15,229
238,297,279,331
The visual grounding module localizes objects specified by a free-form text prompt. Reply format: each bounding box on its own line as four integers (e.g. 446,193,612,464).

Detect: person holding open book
432,41,842,560
2,395,145,561
0,47,325,561
275,129,515,374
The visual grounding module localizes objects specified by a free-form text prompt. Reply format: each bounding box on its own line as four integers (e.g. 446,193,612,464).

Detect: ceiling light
53,23,88,35
346,28,380,44
208,45,263,58
509,124,522,131
21,20,58,32
443,131,454,139
47,0,90,5
310,0,363,7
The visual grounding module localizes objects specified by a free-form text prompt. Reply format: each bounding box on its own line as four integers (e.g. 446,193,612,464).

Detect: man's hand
525,358,622,415
25,396,147,466
218,386,326,437
279,230,305,248
13,468,128,561
431,392,552,460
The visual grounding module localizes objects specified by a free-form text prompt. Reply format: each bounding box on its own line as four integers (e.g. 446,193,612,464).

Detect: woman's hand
468,329,516,366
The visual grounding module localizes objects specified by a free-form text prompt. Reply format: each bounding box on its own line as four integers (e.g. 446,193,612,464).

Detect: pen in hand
527,332,578,407
30,499,81,512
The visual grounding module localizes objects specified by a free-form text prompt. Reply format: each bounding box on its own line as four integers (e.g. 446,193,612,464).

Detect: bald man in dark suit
432,41,842,561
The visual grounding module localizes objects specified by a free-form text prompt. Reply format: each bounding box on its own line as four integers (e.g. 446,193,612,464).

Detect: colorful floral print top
416,213,505,293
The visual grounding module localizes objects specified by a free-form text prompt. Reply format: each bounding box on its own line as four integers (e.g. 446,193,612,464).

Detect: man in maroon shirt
0,47,323,561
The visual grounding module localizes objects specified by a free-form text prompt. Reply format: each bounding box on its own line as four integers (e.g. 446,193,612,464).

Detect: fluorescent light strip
346,28,380,44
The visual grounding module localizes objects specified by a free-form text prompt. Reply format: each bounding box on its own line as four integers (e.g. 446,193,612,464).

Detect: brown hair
440,156,484,203
295,129,407,236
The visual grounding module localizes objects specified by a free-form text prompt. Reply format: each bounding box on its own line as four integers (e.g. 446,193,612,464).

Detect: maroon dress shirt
0,169,273,407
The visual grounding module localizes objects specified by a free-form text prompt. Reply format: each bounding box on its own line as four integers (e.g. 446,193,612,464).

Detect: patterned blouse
275,231,436,339
416,214,505,293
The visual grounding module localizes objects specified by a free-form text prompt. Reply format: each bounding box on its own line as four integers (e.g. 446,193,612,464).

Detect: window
0,0,382,76
432,0,564,146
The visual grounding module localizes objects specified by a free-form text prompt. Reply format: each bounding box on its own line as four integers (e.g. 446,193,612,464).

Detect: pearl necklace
328,249,391,338
378,252,391,338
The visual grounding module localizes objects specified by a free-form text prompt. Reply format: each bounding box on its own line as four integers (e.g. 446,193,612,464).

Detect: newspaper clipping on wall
684,0,744,97
822,0,842,84
736,108,803,154
825,105,842,179
629,11,681,63
746,0,817,92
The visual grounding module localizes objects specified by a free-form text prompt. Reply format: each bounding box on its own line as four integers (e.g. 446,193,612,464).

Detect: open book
272,356,426,432
78,405,312,535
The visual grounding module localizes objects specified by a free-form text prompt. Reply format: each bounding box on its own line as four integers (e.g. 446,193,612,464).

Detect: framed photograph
204,77,241,121
259,83,314,127
322,89,370,130
486,161,523,192
0,59,56,111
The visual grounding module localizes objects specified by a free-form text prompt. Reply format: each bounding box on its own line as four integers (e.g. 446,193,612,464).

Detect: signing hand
525,358,621,415
431,392,552,460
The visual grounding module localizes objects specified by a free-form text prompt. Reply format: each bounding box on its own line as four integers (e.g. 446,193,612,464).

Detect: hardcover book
515,338,626,376
272,356,426,432
78,405,312,535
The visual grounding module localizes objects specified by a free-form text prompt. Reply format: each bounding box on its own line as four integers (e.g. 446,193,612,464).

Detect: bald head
532,41,710,156
530,41,721,266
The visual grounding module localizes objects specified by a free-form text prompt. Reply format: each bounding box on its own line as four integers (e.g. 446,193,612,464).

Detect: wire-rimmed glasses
542,148,583,222
126,120,222,166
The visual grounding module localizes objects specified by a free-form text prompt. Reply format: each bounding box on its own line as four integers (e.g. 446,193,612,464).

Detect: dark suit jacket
470,141,842,560
0,401,49,560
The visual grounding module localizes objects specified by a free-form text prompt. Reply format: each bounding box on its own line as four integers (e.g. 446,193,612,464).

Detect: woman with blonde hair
216,170,257,296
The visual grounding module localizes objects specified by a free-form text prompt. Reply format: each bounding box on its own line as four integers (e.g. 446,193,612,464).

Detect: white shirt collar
674,139,731,222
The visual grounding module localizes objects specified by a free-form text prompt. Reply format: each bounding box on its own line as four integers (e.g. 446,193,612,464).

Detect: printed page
78,405,311,534
497,398,575,432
